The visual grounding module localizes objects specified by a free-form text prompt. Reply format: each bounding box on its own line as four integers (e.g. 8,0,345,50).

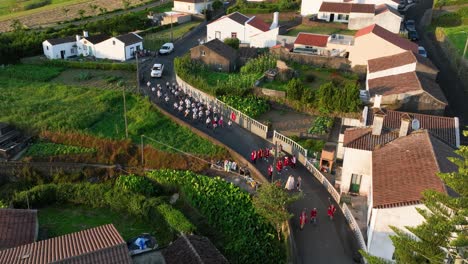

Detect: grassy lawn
443,26,468,59
285,24,357,37
52,68,138,91
143,21,201,50
0,65,224,156
0,0,90,20
430,7,468,59
38,205,164,241
25,142,96,157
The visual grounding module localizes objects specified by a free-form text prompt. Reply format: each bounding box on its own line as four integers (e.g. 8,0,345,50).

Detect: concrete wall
94,38,126,61
397,92,447,116
173,0,213,14
124,42,143,60
190,45,234,72
348,34,407,66
374,11,402,34
249,27,279,48
348,13,375,30
368,205,426,260
367,62,416,80
340,147,372,195
207,17,246,43
254,86,286,98
301,0,342,16
43,41,77,59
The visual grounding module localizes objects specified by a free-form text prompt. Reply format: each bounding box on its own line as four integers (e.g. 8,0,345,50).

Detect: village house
0,224,132,264
0,209,38,250
173,0,213,14
340,107,459,260
348,24,418,67
293,32,354,56
301,0,399,16
43,31,143,61
206,11,280,48
190,38,239,72
364,50,446,114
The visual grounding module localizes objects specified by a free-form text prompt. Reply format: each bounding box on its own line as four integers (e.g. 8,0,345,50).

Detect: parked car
405,20,416,31
159,43,174,55
418,46,427,57
150,63,164,78
408,30,419,41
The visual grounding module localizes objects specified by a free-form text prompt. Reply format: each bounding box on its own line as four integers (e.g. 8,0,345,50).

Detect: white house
301,0,399,16
341,107,459,260
94,33,143,61
206,11,280,48
173,0,213,14
42,36,78,59
43,31,144,61
316,2,402,33
293,32,353,56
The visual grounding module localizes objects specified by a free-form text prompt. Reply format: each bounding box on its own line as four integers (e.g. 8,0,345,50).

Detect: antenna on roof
411,119,420,130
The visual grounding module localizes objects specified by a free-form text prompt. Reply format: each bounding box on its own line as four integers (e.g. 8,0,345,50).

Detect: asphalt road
138,24,359,263
406,0,468,129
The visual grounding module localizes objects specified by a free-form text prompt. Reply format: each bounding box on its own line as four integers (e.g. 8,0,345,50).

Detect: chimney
399,114,411,137
83,30,89,38
270,12,279,30
372,109,385,136
373,94,382,109
75,34,81,43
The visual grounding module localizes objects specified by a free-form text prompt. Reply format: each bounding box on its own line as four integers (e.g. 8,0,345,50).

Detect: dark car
408,30,419,41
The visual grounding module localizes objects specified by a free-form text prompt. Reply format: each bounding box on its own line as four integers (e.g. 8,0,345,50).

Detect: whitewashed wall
42,41,77,59
340,147,372,195
207,17,246,43
367,62,416,80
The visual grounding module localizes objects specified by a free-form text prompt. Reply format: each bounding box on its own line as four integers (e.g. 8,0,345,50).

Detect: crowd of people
299,202,337,230
249,147,298,180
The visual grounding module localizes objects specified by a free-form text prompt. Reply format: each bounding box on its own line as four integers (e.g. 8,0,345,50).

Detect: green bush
157,203,195,233
75,71,93,81
115,174,160,197
316,80,361,113
286,78,304,100
44,60,137,71
219,95,270,118
25,142,96,157
308,116,334,135
23,0,51,10
147,170,285,264
212,0,223,10
224,37,240,49
240,53,277,75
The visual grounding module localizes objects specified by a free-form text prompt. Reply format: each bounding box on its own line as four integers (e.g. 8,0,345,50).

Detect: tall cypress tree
362,132,468,263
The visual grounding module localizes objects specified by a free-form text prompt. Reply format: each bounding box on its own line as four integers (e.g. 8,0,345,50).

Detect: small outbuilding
42,36,77,59
190,39,238,72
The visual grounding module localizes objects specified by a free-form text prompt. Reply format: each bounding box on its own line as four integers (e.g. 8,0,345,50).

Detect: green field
38,205,159,240
285,24,357,37
143,21,201,50
442,26,468,59
0,0,88,17
25,142,96,157
432,7,468,59
0,65,223,156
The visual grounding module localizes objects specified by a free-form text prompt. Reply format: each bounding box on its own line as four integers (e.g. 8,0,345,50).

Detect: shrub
286,78,304,100
157,203,195,233
212,0,223,10
219,95,270,118
224,37,240,49
24,0,52,10
75,71,93,81
240,53,277,75
316,80,361,113
44,60,137,71
25,142,96,157
308,116,334,135
115,174,160,197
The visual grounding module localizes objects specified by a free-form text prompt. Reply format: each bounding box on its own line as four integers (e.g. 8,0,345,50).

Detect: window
46,46,49,50
215,31,221,39
231,32,237,38
337,14,343,20
112,40,115,45
345,15,349,20
201,50,206,56
349,174,362,193
70,48,74,54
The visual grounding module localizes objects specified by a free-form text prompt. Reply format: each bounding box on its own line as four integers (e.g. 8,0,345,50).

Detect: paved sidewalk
142,84,359,263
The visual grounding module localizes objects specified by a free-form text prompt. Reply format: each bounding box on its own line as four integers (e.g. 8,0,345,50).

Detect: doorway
349,174,362,193
330,13,335,22
60,50,65,59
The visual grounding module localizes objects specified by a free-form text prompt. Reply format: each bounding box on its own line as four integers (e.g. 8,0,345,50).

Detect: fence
272,130,308,164
176,74,269,139
304,159,341,204
342,203,368,252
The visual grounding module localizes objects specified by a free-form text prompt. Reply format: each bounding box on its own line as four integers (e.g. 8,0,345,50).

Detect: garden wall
254,86,286,98
434,27,468,90
301,18,348,29
271,47,354,71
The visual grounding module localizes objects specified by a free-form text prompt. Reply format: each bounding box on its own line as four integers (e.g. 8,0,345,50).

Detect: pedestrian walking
212,119,218,132
276,160,283,175
285,175,294,190
310,208,317,225
264,147,270,160
300,209,307,230
328,204,337,220
296,176,302,191
284,156,290,171
206,117,211,128
230,111,236,122
228,119,232,127
268,164,273,179
251,150,257,164
146,81,151,88
291,155,297,168
219,116,224,127
257,149,263,162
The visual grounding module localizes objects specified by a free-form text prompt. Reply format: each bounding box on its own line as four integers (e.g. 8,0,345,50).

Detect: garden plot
52,68,138,91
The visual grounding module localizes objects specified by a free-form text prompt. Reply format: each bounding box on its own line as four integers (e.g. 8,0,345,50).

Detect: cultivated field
0,0,150,32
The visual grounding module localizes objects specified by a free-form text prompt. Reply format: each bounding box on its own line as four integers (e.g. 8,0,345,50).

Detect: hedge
42,60,137,71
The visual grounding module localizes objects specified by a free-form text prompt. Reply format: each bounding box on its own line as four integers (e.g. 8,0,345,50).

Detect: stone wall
254,86,286,98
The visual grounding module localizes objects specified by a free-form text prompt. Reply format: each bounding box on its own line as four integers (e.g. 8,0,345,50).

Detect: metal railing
216,99,269,136
342,203,368,252
273,130,307,157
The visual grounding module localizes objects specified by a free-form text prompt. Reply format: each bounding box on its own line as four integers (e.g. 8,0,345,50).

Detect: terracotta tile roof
202,38,238,61
0,224,132,264
372,131,452,208
355,24,418,52
319,2,375,13
368,71,422,96
366,108,459,147
0,209,37,249
344,127,399,151
294,33,329,47
247,16,271,32
367,51,437,73
163,235,228,264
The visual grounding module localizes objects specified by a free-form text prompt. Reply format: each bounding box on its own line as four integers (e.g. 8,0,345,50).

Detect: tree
286,78,304,101
362,131,468,263
223,37,240,49
212,0,223,10
77,9,86,19
253,182,301,240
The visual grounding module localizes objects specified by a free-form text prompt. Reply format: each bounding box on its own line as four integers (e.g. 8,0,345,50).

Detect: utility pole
141,135,145,169
122,88,129,139
271,141,278,183
136,52,141,95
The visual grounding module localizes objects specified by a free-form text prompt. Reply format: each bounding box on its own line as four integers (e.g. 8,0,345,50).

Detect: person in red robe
328,204,337,220
267,164,273,179
283,156,289,170
310,208,317,225
264,147,270,160
251,151,257,164
300,209,307,230
257,149,263,162
276,160,282,174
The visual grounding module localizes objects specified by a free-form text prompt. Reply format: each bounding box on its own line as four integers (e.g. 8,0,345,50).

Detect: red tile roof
355,24,418,52
344,127,399,151
367,51,437,73
319,2,375,13
0,209,37,249
366,108,459,147
0,224,132,264
294,33,329,47
372,131,451,208
247,16,271,32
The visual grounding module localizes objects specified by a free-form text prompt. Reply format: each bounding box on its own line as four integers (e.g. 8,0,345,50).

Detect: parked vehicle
405,20,416,31
408,30,419,41
150,63,164,78
418,46,427,57
159,43,174,55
